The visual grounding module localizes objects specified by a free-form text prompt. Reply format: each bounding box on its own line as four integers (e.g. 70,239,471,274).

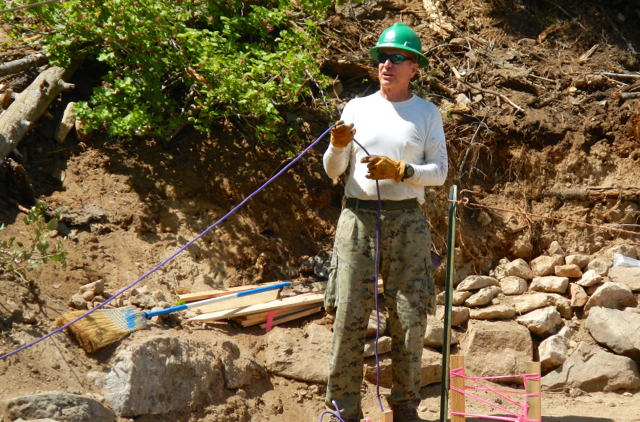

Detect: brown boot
392,407,428,422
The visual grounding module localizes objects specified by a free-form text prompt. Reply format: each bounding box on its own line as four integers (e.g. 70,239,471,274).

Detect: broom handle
144,282,291,318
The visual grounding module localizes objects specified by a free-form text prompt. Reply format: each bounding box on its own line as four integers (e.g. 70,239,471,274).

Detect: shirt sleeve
323,102,355,179
404,104,448,187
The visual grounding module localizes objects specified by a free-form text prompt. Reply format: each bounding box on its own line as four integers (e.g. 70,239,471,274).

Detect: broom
56,282,291,353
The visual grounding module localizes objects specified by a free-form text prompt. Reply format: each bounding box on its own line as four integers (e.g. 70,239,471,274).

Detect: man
322,23,448,422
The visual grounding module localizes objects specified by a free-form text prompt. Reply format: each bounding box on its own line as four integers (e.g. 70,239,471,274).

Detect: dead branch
0,63,79,163
613,92,640,101
460,79,525,113
533,188,640,201
0,53,48,77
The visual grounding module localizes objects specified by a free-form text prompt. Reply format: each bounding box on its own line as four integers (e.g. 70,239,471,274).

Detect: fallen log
0,53,48,77
0,64,78,163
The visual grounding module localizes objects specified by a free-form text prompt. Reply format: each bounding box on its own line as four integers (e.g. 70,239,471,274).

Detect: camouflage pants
324,204,435,419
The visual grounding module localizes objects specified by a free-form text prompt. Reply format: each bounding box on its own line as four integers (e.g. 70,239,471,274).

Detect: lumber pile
180,280,384,328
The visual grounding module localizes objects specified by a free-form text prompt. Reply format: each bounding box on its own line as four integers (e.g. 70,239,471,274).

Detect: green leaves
17,0,332,141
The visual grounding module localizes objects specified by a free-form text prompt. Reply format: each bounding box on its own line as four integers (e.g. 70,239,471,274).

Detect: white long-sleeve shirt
323,91,448,204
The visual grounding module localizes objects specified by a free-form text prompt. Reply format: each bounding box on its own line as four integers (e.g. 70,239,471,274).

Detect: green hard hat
370,23,429,68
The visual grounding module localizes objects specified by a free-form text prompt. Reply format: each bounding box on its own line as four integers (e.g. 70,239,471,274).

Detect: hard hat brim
370,45,429,68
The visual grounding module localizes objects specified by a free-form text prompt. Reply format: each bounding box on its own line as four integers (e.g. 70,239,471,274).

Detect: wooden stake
381,410,393,422
450,355,465,422
526,362,541,421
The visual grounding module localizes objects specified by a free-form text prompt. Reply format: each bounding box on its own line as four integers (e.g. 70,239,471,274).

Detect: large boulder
542,342,640,392
469,305,516,320
216,340,266,390
499,276,528,295
1,392,115,422
539,327,570,371
608,266,640,292
464,286,501,307
587,258,612,276
424,315,459,347
530,255,564,276
513,293,550,314
461,320,532,381
88,336,224,417
584,282,635,312
565,254,590,269
366,310,388,337
503,259,535,280
436,306,470,327
516,306,563,337
554,264,582,278
576,269,603,287
364,347,442,388
257,323,332,383
530,276,569,294
586,307,640,360
456,275,499,291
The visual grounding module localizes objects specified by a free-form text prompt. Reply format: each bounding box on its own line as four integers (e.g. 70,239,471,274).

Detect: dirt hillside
1,0,640,421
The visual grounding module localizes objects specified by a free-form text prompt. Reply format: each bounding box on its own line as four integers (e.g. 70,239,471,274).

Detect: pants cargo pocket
324,250,339,315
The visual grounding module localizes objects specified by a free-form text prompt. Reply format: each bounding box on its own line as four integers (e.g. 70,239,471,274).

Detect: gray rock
542,342,640,392
565,254,590,269
530,255,564,276
461,320,533,382
586,307,640,360
1,391,115,422
576,269,603,287
546,293,572,319
217,340,266,390
584,282,635,312
516,306,563,336
608,266,640,292
129,294,156,309
539,327,570,371
453,291,472,306
499,276,528,295
364,336,392,357
502,259,534,280
364,347,442,388
456,275,499,291
587,258,612,276
436,306,470,327
530,276,569,294
555,264,583,278
366,310,387,337
513,293,550,314
68,294,87,310
88,336,223,417
258,323,331,383
548,241,565,256
470,304,516,320
464,286,501,307
424,316,459,347
569,284,588,308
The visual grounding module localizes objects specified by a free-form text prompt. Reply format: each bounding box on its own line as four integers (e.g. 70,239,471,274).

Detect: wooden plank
179,282,281,302
450,355,465,422
236,303,319,325
193,289,280,314
189,292,325,322
258,307,322,329
381,410,394,422
526,362,541,421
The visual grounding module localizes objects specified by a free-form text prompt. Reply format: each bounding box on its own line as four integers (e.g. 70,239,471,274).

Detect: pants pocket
324,250,339,315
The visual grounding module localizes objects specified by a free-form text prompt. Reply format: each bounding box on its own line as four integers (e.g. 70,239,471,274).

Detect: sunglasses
377,53,414,64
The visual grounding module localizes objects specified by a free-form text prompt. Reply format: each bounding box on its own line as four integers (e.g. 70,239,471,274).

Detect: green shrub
2,0,333,140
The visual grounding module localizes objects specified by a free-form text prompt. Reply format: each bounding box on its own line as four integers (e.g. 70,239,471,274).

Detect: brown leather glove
361,155,406,182
330,120,355,148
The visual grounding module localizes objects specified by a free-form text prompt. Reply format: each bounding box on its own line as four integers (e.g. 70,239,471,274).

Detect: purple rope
0,125,335,362
351,139,384,413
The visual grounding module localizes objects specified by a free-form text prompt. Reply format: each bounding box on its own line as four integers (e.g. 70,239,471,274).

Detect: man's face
377,48,419,90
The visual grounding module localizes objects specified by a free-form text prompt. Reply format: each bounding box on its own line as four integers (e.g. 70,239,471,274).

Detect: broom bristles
56,306,147,353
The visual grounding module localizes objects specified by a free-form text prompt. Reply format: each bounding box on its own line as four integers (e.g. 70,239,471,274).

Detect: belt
344,198,419,211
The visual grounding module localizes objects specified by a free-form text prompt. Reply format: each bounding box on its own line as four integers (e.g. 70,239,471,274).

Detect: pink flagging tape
449,367,541,422
265,310,275,332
